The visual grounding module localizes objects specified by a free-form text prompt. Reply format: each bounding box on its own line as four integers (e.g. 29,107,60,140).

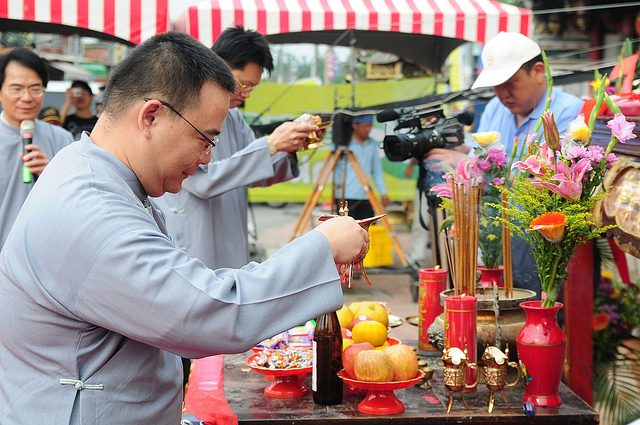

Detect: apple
336,304,354,329
351,320,388,347
341,327,352,340
349,314,372,330
348,301,367,314
342,342,374,378
384,343,419,381
342,338,354,351
354,302,389,327
353,350,394,382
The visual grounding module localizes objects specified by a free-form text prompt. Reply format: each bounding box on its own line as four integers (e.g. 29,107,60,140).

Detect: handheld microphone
20,120,35,183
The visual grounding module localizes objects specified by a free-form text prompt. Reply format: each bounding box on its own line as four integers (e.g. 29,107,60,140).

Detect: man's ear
139,100,161,140
532,62,547,83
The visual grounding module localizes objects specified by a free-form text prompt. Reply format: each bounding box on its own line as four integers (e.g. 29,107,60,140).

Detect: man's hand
20,144,50,176
266,122,320,155
313,216,369,265
381,194,391,207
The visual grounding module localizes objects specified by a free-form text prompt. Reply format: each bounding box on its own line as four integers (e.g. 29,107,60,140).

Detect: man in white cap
426,31,584,167
424,32,584,299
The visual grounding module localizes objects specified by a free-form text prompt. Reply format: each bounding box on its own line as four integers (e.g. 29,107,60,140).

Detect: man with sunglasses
154,25,316,271
0,47,74,248
0,32,368,423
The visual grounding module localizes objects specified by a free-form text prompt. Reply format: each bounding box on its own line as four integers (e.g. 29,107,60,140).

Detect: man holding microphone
0,47,74,248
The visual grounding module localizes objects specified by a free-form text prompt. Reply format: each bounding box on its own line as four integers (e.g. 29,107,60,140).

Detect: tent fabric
0,0,169,45
173,0,532,69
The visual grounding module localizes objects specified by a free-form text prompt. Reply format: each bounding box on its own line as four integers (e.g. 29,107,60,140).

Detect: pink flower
540,158,591,200
479,160,491,171
487,149,507,167
431,183,452,198
607,113,636,143
513,142,555,176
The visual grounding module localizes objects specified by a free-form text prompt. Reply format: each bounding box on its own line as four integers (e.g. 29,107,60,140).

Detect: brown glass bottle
312,311,343,405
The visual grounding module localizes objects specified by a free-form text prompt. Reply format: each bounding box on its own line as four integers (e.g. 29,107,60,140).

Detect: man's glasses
5,85,45,98
235,77,259,93
144,98,217,154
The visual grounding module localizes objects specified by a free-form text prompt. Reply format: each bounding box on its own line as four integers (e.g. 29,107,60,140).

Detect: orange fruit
351,320,388,347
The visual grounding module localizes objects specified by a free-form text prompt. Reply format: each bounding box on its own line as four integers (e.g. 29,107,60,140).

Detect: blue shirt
476,87,584,158
334,137,387,200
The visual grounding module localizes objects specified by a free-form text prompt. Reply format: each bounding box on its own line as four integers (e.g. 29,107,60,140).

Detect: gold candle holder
442,346,479,413
481,344,520,413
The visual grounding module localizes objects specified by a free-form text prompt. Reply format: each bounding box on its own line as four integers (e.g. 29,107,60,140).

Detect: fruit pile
337,301,420,382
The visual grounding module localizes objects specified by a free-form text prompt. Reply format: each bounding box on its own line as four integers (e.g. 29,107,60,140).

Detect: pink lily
539,158,591,200
431,182,453,198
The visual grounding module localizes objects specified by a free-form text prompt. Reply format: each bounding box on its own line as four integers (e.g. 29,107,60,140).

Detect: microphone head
376,109,400,123
20,120,35,136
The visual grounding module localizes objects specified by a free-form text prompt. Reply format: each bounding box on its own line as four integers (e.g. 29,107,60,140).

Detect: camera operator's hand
266,121,319,155
424,146,471,170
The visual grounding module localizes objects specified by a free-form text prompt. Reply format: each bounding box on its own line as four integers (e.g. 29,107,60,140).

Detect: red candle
444,295,478,391
418,268,448,352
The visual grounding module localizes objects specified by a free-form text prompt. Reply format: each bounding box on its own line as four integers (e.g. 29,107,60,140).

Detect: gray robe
0,134,342,424
154,108,298,269
0,115,74,248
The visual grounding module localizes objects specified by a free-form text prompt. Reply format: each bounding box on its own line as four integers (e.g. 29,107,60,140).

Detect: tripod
290,145,409,268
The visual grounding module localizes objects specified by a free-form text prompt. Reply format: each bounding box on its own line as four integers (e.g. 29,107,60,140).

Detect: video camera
378,107,474,162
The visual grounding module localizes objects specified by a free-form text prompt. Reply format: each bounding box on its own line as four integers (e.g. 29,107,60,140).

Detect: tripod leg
346,152,409,267
290,150,341,241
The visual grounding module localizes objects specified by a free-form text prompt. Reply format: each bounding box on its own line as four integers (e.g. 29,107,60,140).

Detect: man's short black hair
521,54,543,73
212,25,274,75
0,47,49,88
102,31,236,117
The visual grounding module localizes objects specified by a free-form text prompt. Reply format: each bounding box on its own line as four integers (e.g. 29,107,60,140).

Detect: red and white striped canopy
0,0,169,45
174,0,531,51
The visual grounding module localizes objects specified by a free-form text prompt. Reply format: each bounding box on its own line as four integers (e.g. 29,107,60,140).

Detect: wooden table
218,350,599,425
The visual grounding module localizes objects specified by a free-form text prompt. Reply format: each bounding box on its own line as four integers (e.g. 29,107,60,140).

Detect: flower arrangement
593,271,640,364
431,132,509,271
592,270,640,425
496,79,636,307
472,132,509,269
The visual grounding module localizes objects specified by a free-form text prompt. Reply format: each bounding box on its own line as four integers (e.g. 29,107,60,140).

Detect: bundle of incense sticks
501,188,513,298
448,178,482,297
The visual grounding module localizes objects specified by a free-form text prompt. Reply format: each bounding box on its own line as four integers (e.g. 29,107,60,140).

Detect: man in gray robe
0,47,74,248
154,26,313,269
0,31,368,424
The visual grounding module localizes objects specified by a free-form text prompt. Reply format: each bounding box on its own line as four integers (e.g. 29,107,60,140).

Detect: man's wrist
266,136,277,156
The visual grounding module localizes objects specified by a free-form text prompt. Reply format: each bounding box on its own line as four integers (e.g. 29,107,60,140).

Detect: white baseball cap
471,32,542,90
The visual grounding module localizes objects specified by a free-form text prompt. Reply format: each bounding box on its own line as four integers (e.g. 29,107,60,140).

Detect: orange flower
526,212,566,243
593,313,610,331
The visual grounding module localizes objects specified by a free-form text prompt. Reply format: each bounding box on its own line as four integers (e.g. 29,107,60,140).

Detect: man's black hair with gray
212,25,274,75
102,31,236,116
0,48,49,88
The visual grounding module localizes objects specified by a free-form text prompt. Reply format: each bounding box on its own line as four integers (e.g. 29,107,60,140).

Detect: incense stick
501,188,513,298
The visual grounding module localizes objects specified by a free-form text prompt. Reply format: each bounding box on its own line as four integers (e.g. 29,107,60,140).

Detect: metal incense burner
481,344,520,413
441,346,479,414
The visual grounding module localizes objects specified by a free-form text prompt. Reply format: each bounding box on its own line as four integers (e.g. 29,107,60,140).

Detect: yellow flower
472,131,501,147
591,76,610,91
567,115,591,143
526,212,566,243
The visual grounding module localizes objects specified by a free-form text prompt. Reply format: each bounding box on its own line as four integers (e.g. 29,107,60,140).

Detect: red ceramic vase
516,300,567,407
478,266,504,289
